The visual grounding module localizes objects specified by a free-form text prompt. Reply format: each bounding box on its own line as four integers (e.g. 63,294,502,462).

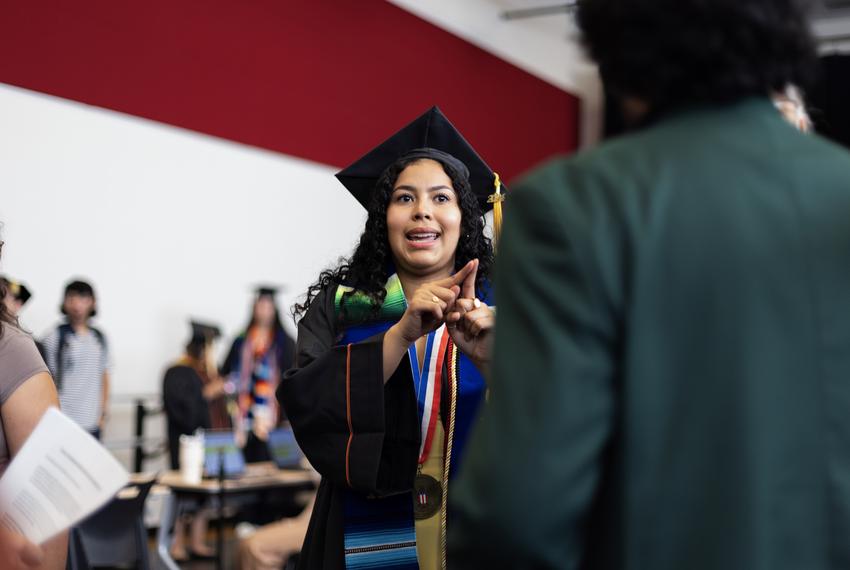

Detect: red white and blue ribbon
408,324,449,464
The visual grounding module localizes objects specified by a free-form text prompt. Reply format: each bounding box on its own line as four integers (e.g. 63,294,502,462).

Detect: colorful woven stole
335,274,488,570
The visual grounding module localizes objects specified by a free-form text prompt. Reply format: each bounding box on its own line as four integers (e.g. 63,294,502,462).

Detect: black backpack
53,323,107,390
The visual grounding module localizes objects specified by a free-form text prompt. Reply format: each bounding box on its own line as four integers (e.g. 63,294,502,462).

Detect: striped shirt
42,325,110,431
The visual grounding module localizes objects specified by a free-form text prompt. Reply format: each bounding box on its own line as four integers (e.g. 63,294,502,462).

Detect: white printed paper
0,407,129,544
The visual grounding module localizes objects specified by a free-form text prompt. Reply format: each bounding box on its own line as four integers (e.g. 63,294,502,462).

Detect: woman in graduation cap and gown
222,287,296,462
279,107,504,570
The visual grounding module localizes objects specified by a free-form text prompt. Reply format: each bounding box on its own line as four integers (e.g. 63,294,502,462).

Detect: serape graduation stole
334,274,487,570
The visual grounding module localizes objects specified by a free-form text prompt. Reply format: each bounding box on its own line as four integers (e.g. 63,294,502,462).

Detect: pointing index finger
461,259,479,300
435,260,475,288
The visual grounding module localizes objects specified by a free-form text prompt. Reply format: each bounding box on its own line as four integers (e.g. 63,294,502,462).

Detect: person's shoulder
798,130,850,167
163,363,201,386
509,145,630,216
88,323,108,339
510,155,573,206
0,323,34,351
166,362,197,375
0,324,45,370
298,282,344,329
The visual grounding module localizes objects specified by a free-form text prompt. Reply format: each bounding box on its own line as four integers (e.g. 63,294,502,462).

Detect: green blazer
448,98,850,570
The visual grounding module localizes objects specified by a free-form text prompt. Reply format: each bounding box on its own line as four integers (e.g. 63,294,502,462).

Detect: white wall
0,84,366,456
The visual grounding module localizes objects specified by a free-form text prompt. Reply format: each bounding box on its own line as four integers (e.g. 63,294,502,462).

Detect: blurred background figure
40,279,110,440
0,275,32,320
0,235,66,568
222,287,295,463
163,320,228,468
162,319,226,561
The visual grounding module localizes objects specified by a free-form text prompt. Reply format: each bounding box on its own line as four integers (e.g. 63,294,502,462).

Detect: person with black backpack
40,280,110,440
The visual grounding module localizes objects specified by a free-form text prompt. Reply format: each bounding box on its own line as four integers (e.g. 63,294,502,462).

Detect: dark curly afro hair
293,155,494,323
577,0,818,115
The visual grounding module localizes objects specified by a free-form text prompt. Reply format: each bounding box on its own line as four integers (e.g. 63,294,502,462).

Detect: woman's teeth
407,232,438,241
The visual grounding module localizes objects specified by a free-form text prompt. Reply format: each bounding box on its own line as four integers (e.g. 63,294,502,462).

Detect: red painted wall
0,0,578,180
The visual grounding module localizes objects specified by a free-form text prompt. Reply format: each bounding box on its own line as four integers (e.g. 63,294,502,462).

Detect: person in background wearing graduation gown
0,276,33,320
162,320,227,561
279,107,500,570
448,1,850,569
222,287,296,463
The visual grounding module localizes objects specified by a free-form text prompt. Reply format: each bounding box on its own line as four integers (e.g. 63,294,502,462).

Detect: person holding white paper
0,526,43,569
0,236,67,569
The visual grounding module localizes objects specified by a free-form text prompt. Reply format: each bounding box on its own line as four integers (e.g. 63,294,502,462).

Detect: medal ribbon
408,324,449,464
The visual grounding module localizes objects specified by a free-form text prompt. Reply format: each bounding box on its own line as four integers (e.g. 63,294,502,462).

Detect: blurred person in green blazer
449,0,850,569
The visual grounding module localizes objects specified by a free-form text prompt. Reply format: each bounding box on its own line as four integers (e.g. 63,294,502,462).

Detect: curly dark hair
293,155,494,322
577,0,818,115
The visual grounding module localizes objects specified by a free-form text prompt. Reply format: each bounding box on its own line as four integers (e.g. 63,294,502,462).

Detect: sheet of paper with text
0,407,129,544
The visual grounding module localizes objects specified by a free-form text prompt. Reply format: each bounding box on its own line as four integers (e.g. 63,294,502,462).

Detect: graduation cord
440,341,459,570
344,343,354,488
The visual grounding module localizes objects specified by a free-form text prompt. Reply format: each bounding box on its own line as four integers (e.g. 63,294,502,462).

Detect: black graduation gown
277,288,421,570
163,364,211,470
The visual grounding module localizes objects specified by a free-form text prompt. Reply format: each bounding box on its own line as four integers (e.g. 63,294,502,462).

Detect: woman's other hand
446,260,494,373
392,260,476,345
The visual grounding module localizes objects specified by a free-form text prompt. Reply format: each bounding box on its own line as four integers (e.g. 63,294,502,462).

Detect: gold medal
413,474,442,520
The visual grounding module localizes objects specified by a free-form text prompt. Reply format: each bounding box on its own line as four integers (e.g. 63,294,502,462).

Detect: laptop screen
267,427,303,469
203,430,246,478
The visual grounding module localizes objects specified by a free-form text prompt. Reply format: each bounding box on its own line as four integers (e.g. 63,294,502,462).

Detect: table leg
217,457,226,570
157,492,181,570
216,499,225,570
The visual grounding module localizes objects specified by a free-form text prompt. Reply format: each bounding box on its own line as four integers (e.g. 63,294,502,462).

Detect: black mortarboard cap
335,106,506,211
1,276,32,304
190,320,221,342
15,283,32,305
255,285,282,297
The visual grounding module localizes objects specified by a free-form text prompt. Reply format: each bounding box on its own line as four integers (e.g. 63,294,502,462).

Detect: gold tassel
487,172,505,248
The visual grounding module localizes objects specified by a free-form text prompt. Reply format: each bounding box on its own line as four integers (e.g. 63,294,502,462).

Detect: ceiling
484,0,850,45
486,1,578,43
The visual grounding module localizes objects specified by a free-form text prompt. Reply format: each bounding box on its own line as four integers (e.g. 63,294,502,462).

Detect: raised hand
393,260,476,344
383,261,477,382
446,259,495,371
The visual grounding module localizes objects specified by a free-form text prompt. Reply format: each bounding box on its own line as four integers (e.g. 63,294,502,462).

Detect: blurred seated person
239,494,314,570
238,459,318,570
162,320,228,560
221,287,295,463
